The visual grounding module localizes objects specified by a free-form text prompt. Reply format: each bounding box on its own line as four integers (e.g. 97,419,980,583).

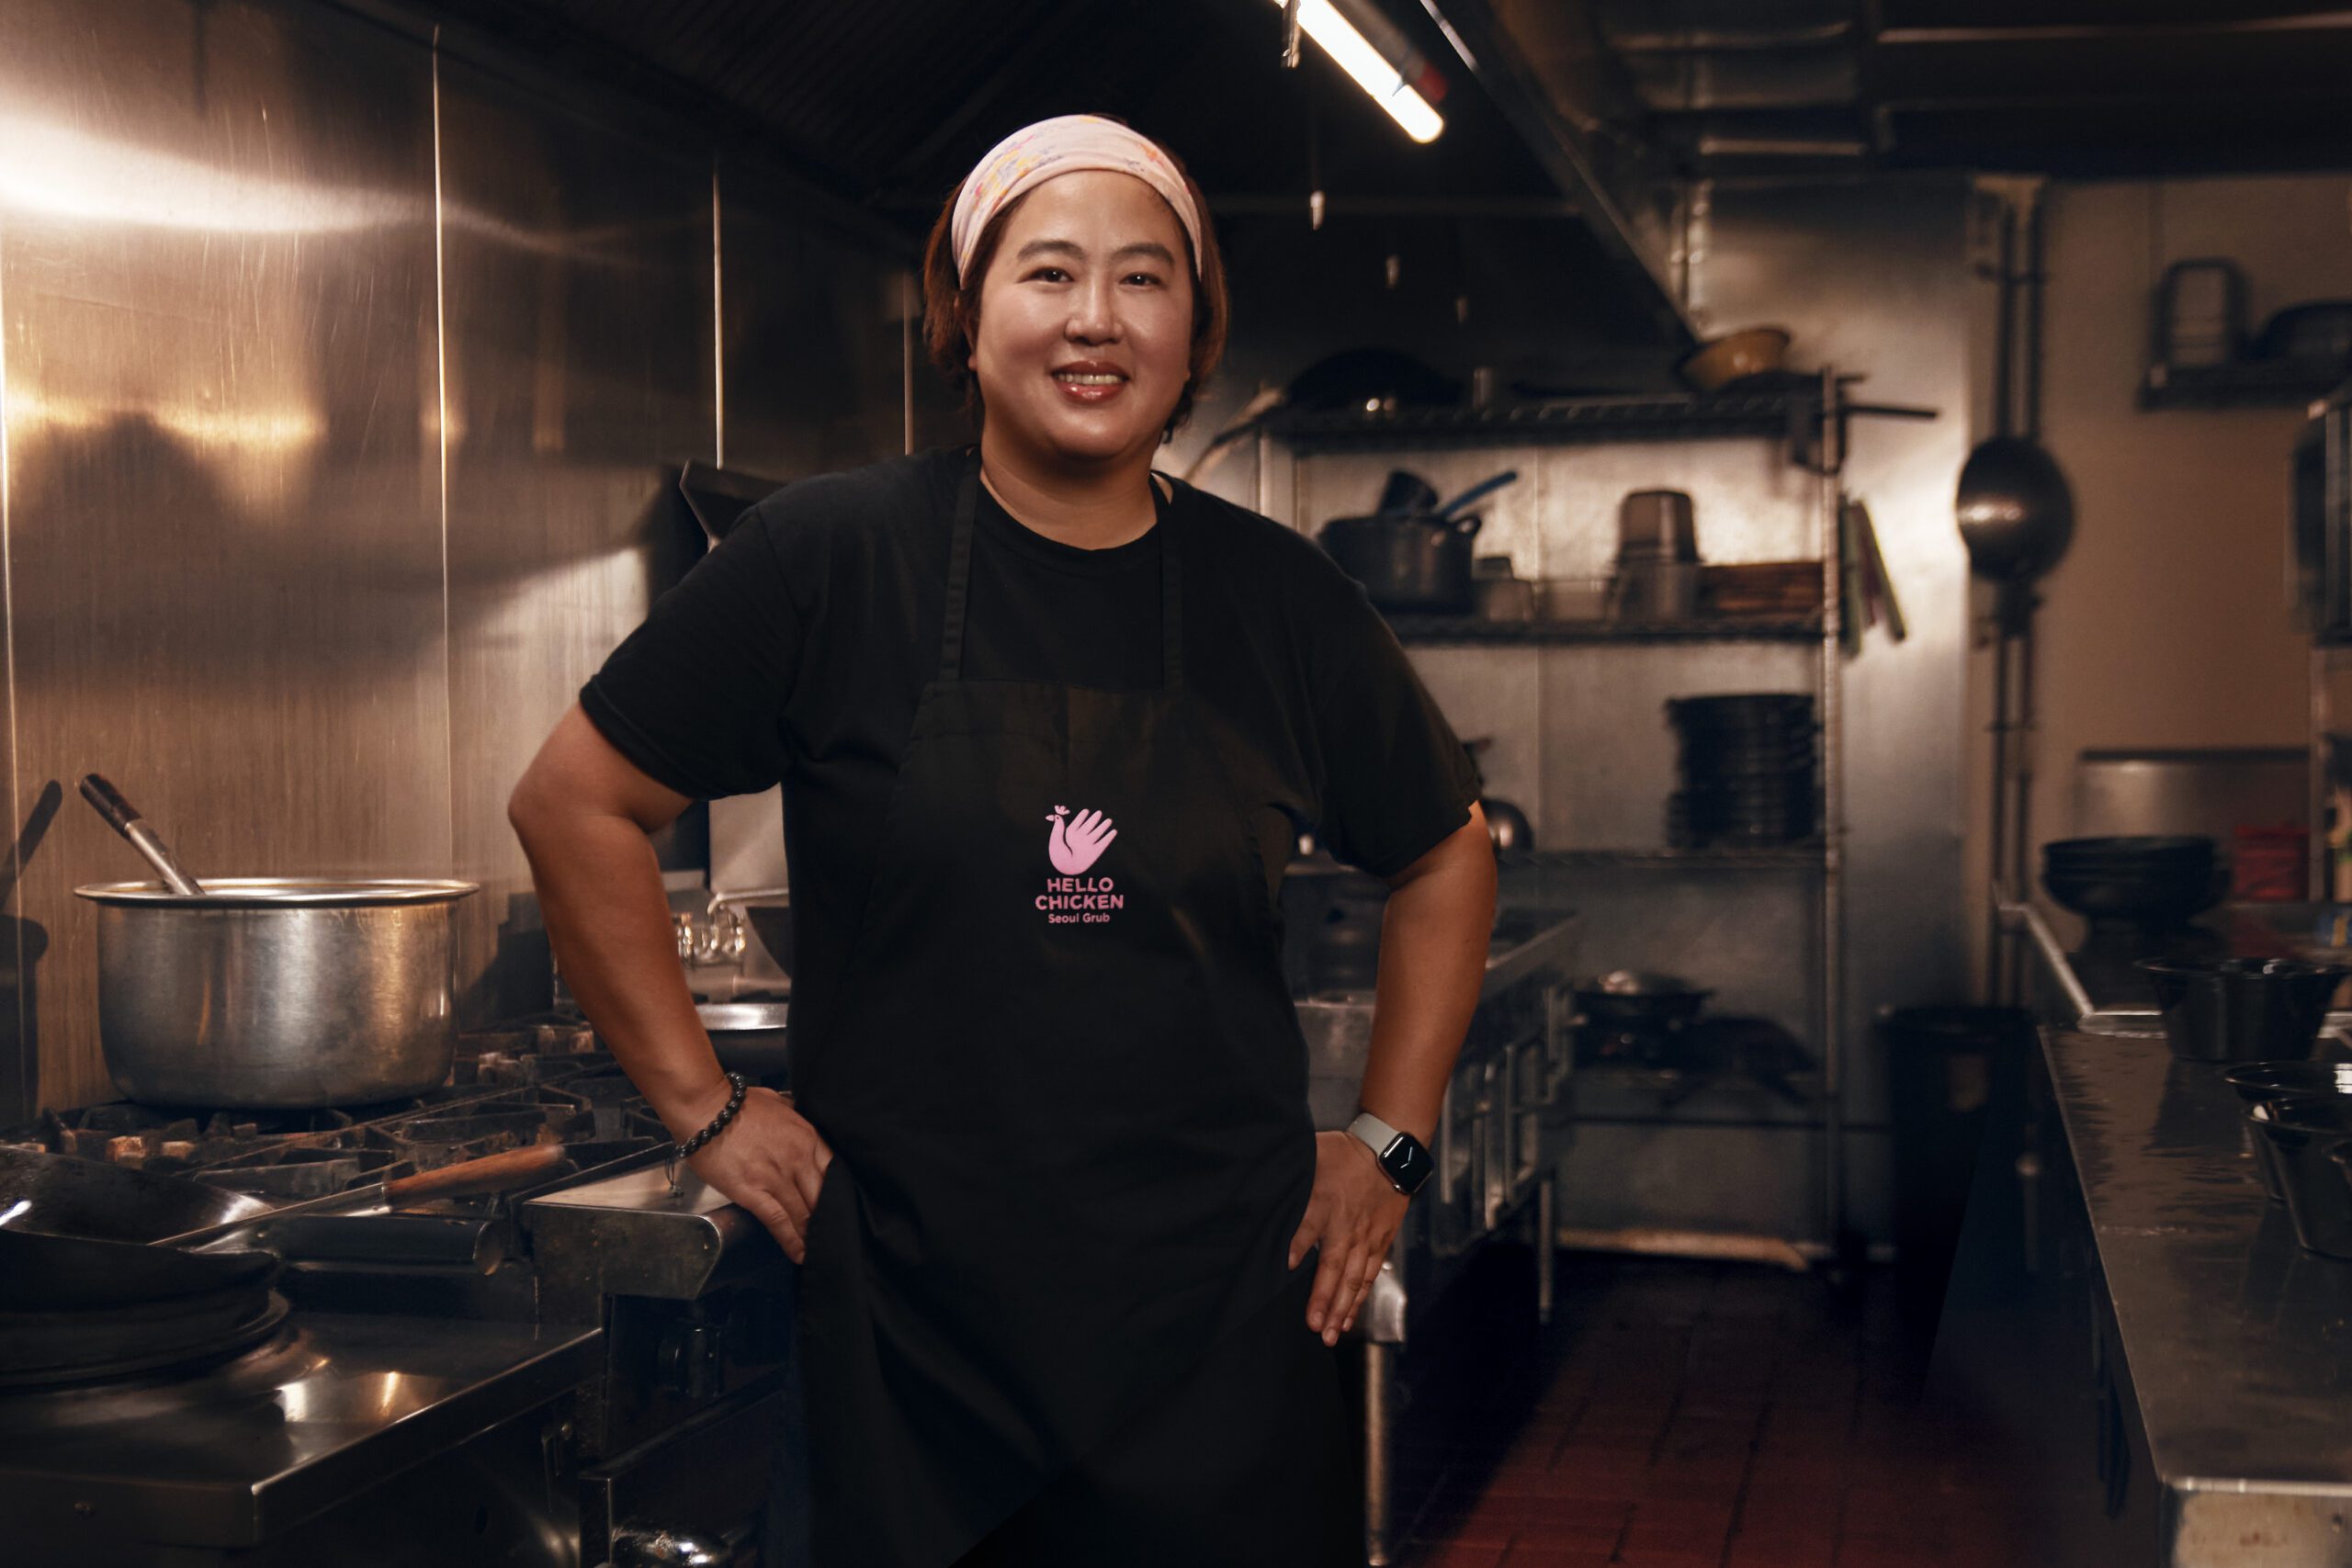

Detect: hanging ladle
77,773,204,897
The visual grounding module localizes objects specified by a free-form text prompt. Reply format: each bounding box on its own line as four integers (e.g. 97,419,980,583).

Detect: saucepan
74,774,478,1108
1317,468,1520,615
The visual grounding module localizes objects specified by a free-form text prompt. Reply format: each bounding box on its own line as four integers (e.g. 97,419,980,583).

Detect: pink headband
950,115,1204,285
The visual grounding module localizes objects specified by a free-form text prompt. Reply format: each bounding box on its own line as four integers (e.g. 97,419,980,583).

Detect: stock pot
74,878,478,1108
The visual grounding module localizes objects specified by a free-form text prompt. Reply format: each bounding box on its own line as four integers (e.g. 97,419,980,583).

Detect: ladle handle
77,773,204,897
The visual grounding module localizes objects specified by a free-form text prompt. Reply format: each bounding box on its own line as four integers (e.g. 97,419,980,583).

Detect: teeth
1057,373,1124,386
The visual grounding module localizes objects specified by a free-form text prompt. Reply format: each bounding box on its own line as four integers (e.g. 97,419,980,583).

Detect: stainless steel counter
2041,1025,2352,1561
0,1314,601,1551
1296,908,1580,1106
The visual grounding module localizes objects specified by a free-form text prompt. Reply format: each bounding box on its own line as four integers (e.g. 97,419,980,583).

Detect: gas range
0,1017,796,1567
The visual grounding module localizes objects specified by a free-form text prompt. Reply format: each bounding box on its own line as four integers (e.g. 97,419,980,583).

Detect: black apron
794,457,1351,1566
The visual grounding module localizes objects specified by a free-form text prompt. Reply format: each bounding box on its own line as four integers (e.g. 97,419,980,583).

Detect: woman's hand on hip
1288,1130,1408,1347
684,1084,833,1264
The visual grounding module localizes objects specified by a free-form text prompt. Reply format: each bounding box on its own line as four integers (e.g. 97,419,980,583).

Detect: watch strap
1347,1110,1405,1158
1346,1110,1429,1195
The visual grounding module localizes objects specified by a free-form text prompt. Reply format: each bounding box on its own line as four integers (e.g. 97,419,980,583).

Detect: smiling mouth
1054,370,1126,387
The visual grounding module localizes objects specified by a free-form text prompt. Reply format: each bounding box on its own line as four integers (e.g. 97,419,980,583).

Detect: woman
509,116,1497,1567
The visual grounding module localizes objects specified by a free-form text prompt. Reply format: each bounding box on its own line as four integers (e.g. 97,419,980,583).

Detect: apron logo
1040,806,1123,924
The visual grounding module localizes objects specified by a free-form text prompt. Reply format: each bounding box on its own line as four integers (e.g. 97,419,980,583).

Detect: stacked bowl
1665,694,1817,848
2041,836,2224,934
2228,1061,2352,1257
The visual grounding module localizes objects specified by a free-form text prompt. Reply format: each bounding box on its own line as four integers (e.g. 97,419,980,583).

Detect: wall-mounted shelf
2140,361,2346,411
1263,390,1803,451
1532,845,1826,871
1263,389,1932,455
1390,614,1823,647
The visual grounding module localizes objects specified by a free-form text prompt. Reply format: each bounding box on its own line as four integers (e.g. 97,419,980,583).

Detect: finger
1074,809,1102,837
747,1194,806,1262
1095,827,1118,853
1342,1253,1381,1332
1306,1244,1351,1334
1286,1193,1328,1269
1321,1241,1370,1344
794,1160,826,1217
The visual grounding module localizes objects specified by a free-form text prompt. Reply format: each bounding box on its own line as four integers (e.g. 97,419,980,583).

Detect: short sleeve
1309,581,1481,876
580,503,802,800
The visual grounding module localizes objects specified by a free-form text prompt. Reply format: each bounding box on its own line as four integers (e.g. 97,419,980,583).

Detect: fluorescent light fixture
1276,0,1447,143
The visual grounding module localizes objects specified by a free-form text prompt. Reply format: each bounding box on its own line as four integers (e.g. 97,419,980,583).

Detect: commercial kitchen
6,2,2352,1565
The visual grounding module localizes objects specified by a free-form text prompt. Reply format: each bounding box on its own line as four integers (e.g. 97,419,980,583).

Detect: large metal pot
73,878,478,1108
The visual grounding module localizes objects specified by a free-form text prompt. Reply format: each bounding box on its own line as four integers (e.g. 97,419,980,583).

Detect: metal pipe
2011,616,2040,998
1986,630,2013,999
2000,899,2096,1024
1605,21,1856,53
1818,366,1847,1256
1992,199,2017,438
1363,1343,1394,1565
1691,135,1871,160
1878,16,2352,46
1204,193,1580,218
2023,190,2047,442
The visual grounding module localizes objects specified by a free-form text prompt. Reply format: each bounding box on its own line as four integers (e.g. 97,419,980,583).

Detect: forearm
513,801,727,1138
1356,817,1498,1144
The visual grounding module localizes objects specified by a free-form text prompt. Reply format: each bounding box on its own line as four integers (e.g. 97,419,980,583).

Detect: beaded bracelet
666,1071,749,1194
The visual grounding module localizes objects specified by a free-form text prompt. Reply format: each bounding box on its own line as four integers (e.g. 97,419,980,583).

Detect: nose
1066,275,1119,344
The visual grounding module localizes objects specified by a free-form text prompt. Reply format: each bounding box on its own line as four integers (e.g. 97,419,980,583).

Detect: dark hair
921,132,1228,441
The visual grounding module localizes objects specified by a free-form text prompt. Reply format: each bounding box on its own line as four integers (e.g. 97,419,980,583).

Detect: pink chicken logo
1046,805,1117,875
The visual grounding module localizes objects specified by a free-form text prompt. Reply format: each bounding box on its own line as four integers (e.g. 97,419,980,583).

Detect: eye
1124,270,1164,288
1026,265,1071,283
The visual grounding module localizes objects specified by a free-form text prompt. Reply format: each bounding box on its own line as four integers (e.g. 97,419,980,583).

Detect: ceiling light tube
1273,0,1448,143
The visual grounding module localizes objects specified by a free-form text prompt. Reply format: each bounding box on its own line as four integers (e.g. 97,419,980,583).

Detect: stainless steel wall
0,0,909,1117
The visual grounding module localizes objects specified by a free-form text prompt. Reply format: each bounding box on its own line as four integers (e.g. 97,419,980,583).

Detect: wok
0,1229,288,1385
0,1146,269,1242
0,1227,275,1310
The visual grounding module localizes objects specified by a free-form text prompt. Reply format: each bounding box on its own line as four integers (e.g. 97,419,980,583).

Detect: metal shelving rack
1266,370,1858,1255
1385,615,1824,646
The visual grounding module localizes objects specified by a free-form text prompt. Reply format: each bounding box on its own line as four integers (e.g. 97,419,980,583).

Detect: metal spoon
78,773,204,896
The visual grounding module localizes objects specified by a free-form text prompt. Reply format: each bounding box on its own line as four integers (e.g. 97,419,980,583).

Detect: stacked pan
1666,694,1817,847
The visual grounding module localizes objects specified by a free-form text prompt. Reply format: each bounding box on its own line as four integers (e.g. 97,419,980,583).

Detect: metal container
1316,512,1482,614
2223,1062,2352,1202
74,878,479,1108
2138,956,2347,1064
2255,1100,2352,1258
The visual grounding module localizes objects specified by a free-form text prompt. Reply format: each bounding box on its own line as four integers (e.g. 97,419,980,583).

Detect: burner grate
1,1017,668,1211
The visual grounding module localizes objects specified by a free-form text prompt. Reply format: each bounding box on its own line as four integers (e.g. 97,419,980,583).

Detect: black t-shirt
582,447,1477,1010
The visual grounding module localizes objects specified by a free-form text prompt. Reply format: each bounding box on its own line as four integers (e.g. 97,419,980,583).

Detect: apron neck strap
939,455,1184,693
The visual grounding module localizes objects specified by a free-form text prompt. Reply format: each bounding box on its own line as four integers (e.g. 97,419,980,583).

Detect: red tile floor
1394,1256,2037,1568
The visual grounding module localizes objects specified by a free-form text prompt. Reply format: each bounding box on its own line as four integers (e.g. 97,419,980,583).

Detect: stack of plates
1666,694,1817,847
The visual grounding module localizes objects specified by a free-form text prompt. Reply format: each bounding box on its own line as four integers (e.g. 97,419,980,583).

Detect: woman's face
969,169,1195,471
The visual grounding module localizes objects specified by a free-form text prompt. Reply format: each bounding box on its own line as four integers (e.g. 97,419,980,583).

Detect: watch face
1381,1134,1435,1196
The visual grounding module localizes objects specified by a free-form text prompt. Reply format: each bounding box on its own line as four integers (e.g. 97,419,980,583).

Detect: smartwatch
1346,1110,1435,1198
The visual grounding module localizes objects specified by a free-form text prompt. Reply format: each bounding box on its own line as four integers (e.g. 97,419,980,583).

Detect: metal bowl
2224,1062,2352,1201
2141,957,2348,1063
2254,1099,2352,1257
